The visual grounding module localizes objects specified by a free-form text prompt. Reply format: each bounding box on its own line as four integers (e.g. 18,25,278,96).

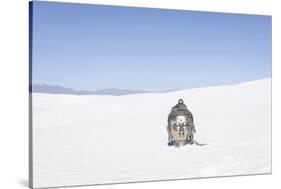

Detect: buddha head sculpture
167,99,196,147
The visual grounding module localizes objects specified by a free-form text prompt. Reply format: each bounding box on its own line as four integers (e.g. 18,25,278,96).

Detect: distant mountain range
32,84,152,96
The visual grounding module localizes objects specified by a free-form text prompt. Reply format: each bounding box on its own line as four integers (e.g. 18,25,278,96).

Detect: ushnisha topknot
168,99,193,122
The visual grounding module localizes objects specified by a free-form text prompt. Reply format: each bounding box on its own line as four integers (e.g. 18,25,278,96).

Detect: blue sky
31,1,271,91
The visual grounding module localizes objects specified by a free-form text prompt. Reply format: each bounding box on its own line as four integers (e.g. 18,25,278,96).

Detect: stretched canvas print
29,1,272,188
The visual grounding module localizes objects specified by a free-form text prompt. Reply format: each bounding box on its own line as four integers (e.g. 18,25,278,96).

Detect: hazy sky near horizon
31,1,271,91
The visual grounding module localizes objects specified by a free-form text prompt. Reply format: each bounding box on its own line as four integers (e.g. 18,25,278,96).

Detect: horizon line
31,77,271,96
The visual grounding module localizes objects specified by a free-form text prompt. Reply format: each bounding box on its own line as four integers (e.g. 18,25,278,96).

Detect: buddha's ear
167,126,172,134
192,126,196,133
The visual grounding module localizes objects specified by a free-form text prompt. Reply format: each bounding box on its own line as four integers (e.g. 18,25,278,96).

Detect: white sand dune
32,78,271,188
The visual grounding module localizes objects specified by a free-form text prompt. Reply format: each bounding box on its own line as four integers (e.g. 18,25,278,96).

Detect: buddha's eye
182,122,187,129
173,122,180,130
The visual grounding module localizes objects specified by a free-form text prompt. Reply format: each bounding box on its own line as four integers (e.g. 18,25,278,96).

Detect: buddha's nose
179,128,185,136
179,126,184,132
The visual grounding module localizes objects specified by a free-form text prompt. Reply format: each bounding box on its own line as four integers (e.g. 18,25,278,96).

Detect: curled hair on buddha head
168,99,192,122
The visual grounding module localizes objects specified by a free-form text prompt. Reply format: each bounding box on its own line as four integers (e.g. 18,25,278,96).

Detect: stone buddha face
170,115,189,147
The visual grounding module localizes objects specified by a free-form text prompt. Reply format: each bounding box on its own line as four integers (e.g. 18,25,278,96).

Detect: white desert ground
31,78,271,188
